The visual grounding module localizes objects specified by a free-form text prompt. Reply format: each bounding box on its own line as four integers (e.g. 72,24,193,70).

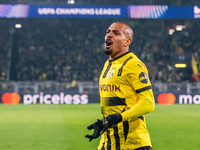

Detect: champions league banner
0,4,200,19
0,5,128,18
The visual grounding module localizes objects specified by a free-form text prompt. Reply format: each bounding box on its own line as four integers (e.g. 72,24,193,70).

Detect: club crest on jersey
108,69,115,79
139,72,149,83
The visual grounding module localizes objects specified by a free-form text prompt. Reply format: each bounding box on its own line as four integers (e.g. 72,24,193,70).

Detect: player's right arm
85,119,104,142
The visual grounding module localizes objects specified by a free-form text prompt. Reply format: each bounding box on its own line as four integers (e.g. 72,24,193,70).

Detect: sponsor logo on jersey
99,84,121,92
139,72,148,83
137,64,142,68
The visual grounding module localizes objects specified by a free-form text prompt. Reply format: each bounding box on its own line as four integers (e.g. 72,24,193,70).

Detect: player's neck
109,50,129,60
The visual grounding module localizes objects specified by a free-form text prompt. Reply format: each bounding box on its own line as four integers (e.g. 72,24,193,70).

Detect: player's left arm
121,62,155,120
100,89,155,134
121,88,155,121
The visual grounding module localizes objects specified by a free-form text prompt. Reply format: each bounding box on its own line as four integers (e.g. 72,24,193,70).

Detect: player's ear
124,38,132,47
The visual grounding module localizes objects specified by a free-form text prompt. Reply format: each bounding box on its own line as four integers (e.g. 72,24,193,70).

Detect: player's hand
100,113,122,135
85,119,104,142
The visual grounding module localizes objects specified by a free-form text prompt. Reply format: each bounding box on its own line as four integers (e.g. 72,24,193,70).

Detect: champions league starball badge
139,72,149,83
108,70,115,79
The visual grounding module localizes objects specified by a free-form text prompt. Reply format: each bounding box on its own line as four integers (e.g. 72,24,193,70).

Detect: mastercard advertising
157,93,176,105
1,92,88,105
1,93,21,104
157,93,200,105
1,92,200,105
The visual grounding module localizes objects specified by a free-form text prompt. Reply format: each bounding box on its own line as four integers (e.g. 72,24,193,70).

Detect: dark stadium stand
0,0,200,86
0,18,199,83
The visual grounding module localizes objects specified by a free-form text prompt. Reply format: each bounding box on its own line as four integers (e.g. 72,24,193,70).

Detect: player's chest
99,62,127,85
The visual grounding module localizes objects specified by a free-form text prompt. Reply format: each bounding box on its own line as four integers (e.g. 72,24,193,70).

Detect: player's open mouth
105,40,113,49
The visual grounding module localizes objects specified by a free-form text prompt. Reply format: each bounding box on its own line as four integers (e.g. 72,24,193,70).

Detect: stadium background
0,0,200,150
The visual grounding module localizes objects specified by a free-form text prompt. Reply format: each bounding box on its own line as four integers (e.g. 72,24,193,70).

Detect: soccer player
85,22,155,150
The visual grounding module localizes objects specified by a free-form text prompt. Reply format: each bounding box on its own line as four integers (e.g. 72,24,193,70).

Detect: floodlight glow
176,25,186,31
15,24,22,28
169,29,175,35
175,64,187,68
68,0,75,4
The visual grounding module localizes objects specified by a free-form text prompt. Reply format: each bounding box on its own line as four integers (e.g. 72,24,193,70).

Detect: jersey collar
109,52,130,62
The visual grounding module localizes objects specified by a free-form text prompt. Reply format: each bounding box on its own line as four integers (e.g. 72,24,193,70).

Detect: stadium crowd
0,18,199,83
0,20,10,81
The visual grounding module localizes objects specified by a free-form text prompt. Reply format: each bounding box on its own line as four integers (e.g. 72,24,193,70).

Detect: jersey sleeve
126,61,152,93
121,89,155,121
121,60,155,121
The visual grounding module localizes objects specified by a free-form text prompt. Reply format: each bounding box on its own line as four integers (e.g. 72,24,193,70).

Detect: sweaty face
104,23,127,56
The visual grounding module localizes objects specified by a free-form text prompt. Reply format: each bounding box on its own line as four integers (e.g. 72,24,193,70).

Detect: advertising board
1,92,199,105
0,5,199,19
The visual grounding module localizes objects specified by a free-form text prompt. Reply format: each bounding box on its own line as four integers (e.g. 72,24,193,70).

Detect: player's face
104,23,127,56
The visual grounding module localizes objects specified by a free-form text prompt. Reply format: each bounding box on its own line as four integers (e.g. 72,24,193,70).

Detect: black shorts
134,146,150,150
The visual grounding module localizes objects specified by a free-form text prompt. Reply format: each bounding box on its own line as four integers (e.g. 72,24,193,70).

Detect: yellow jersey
98,52,155,150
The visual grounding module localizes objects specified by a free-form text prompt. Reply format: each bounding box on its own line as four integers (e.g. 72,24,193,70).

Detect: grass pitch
0,104,199,150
